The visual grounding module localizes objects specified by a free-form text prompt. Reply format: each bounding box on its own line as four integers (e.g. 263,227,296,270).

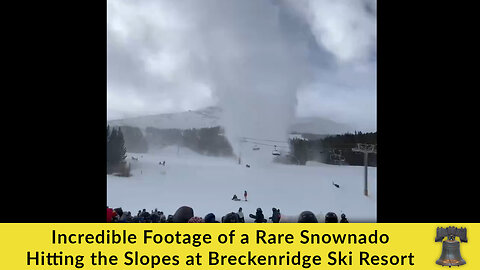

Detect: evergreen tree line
182,126,233,156
145,126,233,157
119,126,148,153
107,125,128,174
290,131,377,166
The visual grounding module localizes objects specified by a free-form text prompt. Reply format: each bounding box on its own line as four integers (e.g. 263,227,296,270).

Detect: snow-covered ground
107,146,376,222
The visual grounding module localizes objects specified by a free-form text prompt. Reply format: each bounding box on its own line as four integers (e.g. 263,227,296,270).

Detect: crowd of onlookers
107,206,349,223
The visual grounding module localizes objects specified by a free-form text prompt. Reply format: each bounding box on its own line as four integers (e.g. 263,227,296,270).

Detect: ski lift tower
352,143,377,196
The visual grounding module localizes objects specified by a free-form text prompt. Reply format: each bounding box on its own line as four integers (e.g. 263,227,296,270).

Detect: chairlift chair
272,145,281,156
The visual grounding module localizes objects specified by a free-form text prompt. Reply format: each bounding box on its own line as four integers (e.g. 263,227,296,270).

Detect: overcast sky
107,0,376,132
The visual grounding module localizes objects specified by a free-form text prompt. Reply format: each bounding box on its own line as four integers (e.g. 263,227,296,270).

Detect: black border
3,1,477,223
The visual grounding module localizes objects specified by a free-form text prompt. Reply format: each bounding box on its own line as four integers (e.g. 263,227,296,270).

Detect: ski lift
252,145,260,151
272,145,280,156
329,149,345,164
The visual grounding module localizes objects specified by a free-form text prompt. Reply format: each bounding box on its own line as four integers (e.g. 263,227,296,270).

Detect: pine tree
107,126,127,172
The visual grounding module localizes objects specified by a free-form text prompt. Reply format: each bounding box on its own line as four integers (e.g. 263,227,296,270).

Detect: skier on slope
244,190,248,201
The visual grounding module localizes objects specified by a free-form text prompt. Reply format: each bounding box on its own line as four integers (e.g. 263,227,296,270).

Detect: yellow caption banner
0,223,478,269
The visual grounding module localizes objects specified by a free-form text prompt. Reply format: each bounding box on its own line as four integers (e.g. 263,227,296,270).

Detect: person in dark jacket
244,190,248,201
132,216,141,223
172,206,194,223
166,215,174,223
298,211,318,223
150,212,160,223
237,207,245,223
325,212,338,223
204,213,219,223
119,211,132,222
269,208,281,223
114,208,123,220
141,209,151,222
249,208,267,223
340,213,349,223
159,211,166,223
222,212,240,223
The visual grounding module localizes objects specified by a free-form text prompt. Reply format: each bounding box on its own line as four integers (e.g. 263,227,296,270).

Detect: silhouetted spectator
204,213,219,223
237,207,245,223
172,206,194,223
222,212,240,223
340,213,349,223
159,212,166,223
107,207,117,223
298,211,318,223
249,208,267,223
269,208,281,223
325,212,338,223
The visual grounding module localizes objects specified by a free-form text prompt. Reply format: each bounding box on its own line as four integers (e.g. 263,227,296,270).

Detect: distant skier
246,164,250,168
232,194,240,201
332,181,340,188
244,190,248,201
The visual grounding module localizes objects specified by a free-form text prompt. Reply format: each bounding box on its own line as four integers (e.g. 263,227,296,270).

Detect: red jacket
107,208,117,222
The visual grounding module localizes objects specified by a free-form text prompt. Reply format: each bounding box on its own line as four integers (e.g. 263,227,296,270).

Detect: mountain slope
108,106,353,135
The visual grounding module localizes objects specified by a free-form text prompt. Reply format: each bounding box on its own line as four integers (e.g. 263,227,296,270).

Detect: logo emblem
435,226,467,267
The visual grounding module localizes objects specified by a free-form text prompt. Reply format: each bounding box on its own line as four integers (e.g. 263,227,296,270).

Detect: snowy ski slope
107,146,376,222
